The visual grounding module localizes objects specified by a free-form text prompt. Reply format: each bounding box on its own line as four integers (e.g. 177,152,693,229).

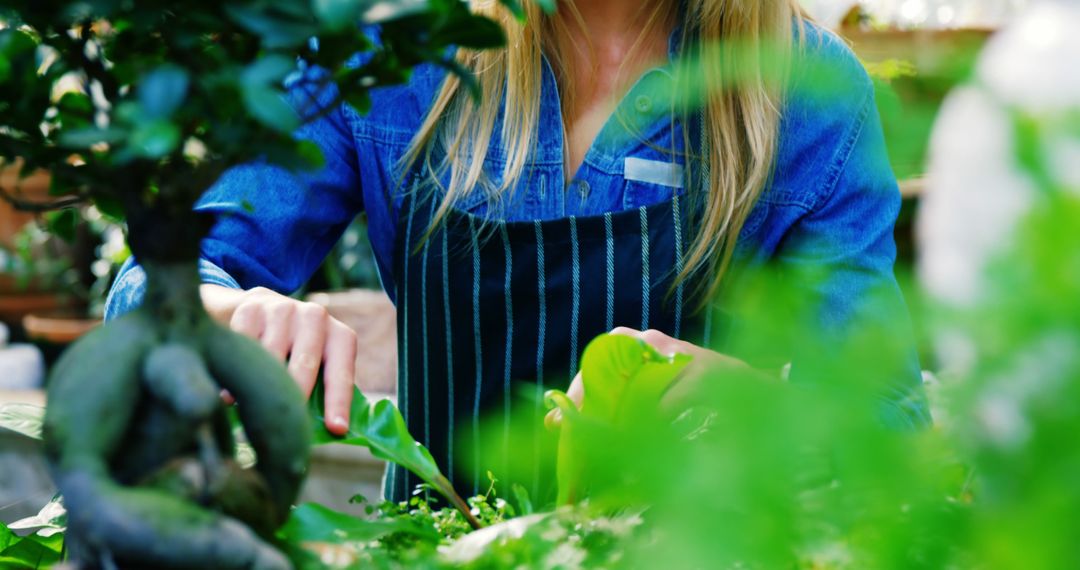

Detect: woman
106,0,930,500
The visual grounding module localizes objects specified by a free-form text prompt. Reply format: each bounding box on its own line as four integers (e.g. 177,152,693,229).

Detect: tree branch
0,183,87,212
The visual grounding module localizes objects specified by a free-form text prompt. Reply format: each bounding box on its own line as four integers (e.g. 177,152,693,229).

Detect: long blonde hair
401,0,804,308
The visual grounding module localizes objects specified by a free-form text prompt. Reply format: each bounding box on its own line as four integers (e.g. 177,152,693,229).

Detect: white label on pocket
624,157,685,189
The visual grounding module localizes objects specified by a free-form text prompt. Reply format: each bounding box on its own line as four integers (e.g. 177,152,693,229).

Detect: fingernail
332,416,348,428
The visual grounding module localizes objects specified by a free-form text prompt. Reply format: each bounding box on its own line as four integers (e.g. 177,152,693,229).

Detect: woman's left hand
545,327,757,429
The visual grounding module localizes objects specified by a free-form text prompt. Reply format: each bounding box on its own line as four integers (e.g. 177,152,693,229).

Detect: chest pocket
622,157,685,210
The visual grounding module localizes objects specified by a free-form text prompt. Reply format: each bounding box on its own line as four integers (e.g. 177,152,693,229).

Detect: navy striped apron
386,187,716,503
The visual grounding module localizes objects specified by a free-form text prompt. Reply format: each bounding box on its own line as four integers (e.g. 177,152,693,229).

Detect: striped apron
386,187,715,503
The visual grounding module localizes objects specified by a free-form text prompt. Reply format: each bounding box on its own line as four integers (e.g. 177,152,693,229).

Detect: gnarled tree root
43,262,311,569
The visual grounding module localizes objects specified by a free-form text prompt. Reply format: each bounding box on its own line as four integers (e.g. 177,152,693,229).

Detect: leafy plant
310,382,484,529
0,0,534,566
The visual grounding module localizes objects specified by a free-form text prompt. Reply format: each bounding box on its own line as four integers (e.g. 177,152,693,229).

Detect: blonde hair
401,0,804,309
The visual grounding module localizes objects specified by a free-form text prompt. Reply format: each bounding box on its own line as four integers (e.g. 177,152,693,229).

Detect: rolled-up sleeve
778,90,932,430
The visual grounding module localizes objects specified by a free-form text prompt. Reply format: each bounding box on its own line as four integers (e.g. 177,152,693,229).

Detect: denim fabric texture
104,24,929,427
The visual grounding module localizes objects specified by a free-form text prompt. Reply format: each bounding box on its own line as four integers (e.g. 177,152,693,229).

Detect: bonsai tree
0,0,515,567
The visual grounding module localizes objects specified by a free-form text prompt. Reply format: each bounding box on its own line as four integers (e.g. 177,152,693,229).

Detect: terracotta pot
0,160,52,250
22,311,101,345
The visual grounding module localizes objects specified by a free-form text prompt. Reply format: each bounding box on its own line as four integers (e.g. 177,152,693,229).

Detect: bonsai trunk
43,203,312,569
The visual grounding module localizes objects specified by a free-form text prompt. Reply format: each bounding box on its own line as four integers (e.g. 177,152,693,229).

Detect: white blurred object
0,322,8,347
919,0,1080,371
920,0,1080,306
801,0,1031,29
0,344,46,390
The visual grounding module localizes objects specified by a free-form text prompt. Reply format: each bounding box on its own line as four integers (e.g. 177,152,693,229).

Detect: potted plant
0,1,515,566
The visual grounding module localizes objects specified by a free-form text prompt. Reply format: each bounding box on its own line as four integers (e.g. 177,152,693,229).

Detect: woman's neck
558,0,675,181
569,0,674,69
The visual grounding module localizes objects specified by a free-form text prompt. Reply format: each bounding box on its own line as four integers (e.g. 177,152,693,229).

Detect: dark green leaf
436,15,505,50
44,208,78,243
55,92,94,128
139,64,189,119
92,194,126,221
294,139,326,170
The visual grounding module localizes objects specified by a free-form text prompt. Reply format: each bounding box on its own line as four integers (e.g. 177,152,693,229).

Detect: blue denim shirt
105,25,927,426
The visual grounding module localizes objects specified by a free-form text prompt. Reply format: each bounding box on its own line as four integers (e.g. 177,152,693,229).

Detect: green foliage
309,381,481,528
545,335,691,505
0,0,522,251
0,521,63,569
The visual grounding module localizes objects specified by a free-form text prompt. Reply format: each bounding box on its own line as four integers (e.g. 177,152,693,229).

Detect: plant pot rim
22,312,100,345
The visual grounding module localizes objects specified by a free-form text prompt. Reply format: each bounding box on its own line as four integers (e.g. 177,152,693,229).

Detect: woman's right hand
200,284,357,436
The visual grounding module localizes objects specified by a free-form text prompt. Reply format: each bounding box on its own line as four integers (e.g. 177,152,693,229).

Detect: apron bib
387,187,716,502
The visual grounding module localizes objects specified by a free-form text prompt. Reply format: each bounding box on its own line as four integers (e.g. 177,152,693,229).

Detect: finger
544,408,561,432
638,329,688,356
230,302,265,341
220,389,235,405
322,319,357,436
287,303,329,398
259,301,295,362
566,371,585,408
546,371,585,432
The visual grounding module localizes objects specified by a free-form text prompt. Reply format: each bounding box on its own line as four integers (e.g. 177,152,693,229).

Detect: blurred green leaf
44,208,78,243
139,64,190,120
242,85,301,132
58,126,127,149
224,4,317,49
313,0,366,30
278,502,437,544
129,120,181,158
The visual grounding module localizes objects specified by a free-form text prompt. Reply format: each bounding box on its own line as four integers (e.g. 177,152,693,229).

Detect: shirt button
570,179,590,198
635,95,653,113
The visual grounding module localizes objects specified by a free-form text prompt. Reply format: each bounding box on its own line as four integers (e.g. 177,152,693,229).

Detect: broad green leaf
0,403,45,440
139,64,189,119
310,383,442,484
0,528,62,569
579,334,690,424
309,382,478,526
550,334,691,505
278,502,437,544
